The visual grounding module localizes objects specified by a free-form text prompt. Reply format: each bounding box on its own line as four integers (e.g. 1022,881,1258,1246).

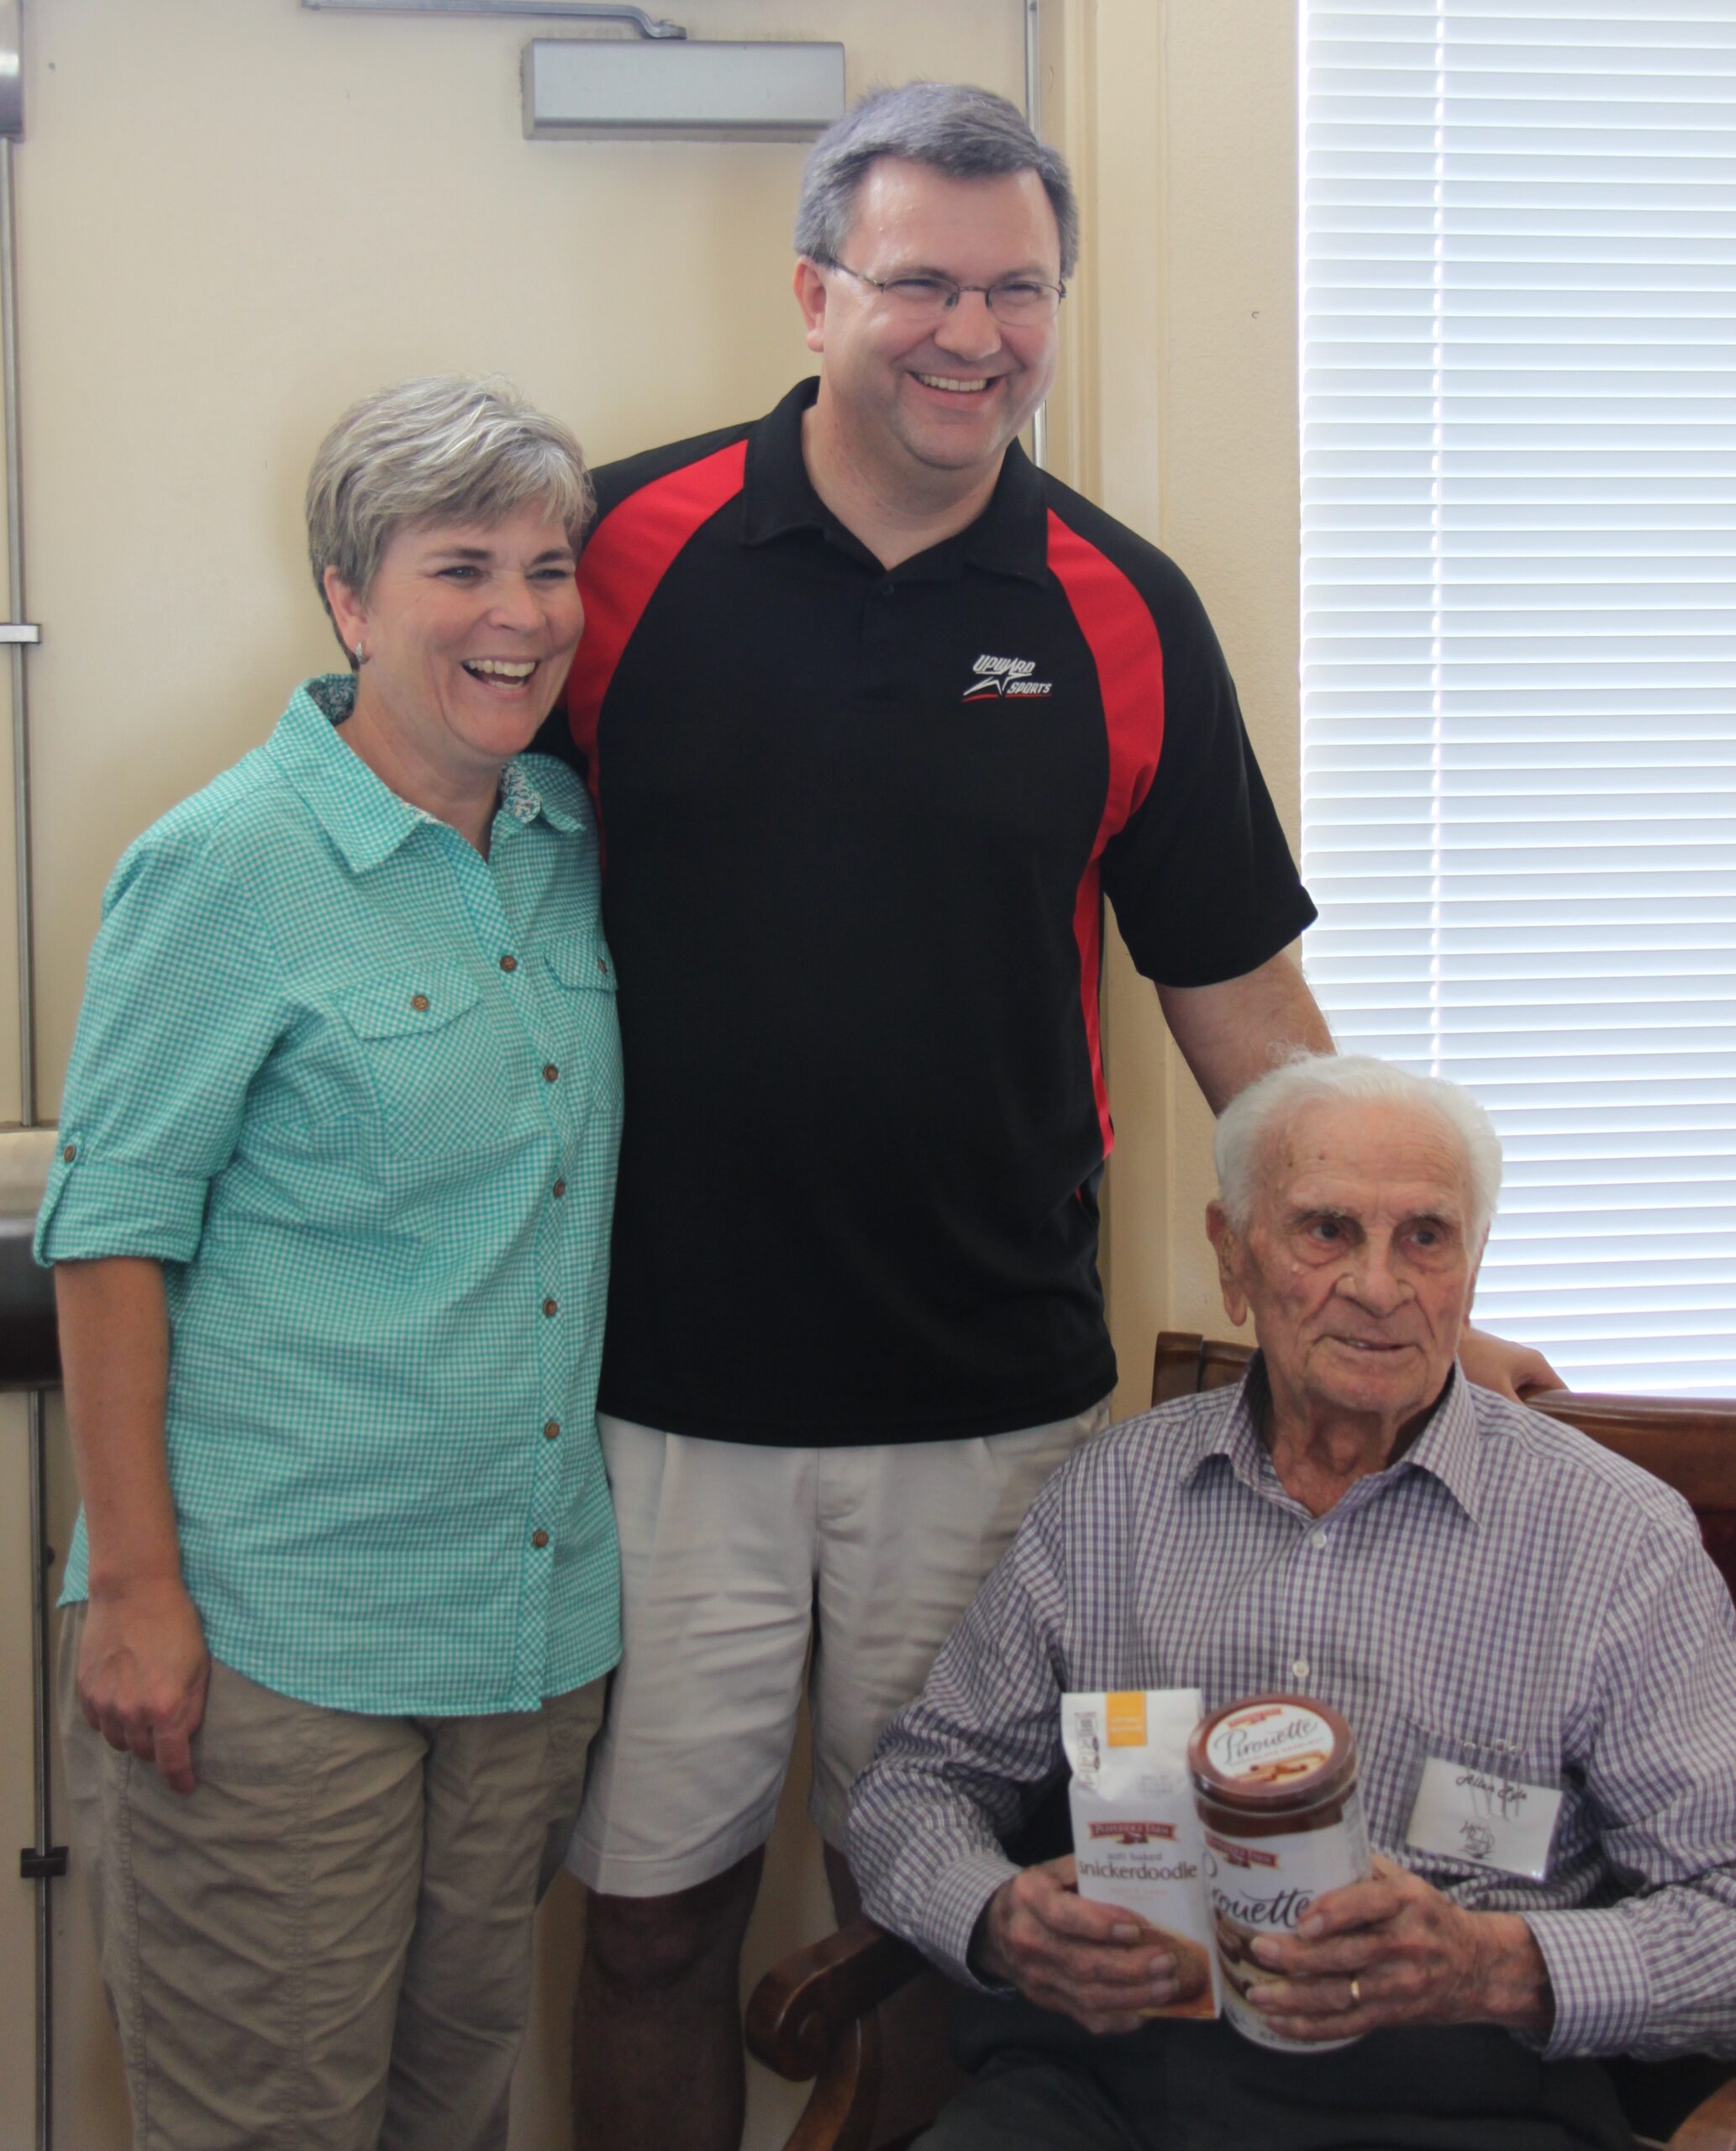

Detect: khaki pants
59,1603,604,2151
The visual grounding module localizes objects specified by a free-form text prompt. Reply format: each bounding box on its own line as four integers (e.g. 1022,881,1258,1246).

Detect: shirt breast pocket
1399,1717,1566,1890
544,929,618,997
539,930,623,1120
332,962,494,1159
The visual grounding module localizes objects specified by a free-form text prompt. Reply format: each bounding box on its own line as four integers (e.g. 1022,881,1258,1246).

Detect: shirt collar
1185,1354,1485,1525
739,376,1049,586
266,676,577,873
500,756,579,834
1394,1364,1486,1523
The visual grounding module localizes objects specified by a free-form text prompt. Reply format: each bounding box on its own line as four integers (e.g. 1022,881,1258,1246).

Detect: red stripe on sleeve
1046,508,1167,1159
562,438,750,831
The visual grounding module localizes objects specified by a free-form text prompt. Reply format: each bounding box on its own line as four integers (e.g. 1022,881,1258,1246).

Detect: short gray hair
1214,1054,1504,1245
307,375,594,666
794,83,1079,281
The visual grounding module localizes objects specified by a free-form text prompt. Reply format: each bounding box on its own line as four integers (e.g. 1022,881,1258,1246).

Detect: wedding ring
1349,1977,1361,2005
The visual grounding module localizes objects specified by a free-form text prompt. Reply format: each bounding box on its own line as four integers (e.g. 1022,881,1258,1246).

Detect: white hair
1213,1054,1503,1244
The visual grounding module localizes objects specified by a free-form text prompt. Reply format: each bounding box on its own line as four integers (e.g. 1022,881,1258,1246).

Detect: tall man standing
543,83,1554,2151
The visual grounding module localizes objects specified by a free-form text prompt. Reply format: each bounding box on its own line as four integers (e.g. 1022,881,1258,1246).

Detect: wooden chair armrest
772,2017,881,2151
745,1915,928,2082
1670,2076,1736,2150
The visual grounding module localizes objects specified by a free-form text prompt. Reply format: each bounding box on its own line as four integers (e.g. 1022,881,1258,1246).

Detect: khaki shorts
59,1603,603,2151
565,1398,1111,1898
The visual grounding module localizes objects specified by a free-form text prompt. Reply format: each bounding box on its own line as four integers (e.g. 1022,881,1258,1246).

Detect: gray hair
794,83,1079,281
307,375,594,666
1214,1054,1504,1245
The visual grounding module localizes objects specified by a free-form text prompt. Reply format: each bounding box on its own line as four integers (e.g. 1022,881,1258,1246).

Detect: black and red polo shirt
539,379,1315,1445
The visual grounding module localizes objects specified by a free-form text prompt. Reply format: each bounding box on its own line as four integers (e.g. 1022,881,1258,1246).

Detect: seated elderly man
849,1054,1736,2151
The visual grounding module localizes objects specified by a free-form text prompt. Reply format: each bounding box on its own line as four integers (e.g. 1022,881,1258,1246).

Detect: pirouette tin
1188,1694,1371,2052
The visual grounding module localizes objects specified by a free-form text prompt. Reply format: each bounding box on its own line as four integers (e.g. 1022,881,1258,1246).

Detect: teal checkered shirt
39,676,623,1714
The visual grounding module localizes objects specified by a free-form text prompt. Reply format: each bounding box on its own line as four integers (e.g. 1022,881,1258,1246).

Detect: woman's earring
355,639,366,666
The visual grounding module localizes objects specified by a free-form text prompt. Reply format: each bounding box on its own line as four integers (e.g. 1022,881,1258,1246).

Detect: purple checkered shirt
849,1364,1736,2060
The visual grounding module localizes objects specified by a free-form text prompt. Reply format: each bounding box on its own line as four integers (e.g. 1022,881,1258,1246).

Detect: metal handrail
1,14,59,2151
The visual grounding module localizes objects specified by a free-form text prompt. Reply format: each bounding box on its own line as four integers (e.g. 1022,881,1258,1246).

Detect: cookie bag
1061,1688,1218,2019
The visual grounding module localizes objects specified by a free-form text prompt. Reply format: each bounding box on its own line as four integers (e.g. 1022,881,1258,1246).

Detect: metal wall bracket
0,622,37,642
303,2,687,34
18,1847,66,1881
524,37,843,142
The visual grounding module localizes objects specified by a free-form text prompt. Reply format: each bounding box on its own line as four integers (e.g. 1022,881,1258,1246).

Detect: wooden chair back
1151,1331,1736,1598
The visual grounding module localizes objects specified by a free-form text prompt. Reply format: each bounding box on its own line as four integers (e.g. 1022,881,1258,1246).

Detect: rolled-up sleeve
37,831,291,1267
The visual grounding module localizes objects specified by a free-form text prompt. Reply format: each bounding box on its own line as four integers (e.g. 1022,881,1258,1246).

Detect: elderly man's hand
1460,1325,1564,1402
1244,1856,1553,2042
975,1855,1198,2035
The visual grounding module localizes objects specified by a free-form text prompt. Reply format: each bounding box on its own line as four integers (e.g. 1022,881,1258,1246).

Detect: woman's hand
78,1578,211,1795
55,1256,206,1791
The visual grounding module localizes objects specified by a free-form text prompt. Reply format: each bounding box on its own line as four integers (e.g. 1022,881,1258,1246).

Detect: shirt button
410,992,430,1013
544,1420,560,1441
543,1064,560,1083
552,1179,566,1199
1309,1530,1328,1551
60,1144,76,1164
542,1297,558,1318
1291,1659,1311,1685
531,1528,550,1549
500,955,518,973
597,957,609,977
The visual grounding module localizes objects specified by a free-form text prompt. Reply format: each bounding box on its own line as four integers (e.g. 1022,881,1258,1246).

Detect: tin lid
1187,1693,1357,1814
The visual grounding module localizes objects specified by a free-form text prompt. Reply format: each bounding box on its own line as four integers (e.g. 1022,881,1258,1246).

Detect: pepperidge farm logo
961,653,1052,701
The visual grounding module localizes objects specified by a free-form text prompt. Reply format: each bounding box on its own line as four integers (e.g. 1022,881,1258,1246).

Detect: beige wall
0,3,1302,2146
1096,0,1302,1412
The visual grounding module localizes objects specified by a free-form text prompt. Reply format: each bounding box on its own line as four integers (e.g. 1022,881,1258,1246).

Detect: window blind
1300,0,1736,1392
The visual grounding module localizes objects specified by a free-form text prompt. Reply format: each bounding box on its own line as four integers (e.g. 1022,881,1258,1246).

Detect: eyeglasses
822,259,1066,325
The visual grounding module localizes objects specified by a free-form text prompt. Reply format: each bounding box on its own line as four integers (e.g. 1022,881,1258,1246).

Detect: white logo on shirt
961,652,1052,701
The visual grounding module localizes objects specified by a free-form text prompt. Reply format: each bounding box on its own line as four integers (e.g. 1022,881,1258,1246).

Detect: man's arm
848,1461,1192,2029
1259,1504,1736,2059
55,1256,208,1795
1155,949,1330,1114
1515,1507,1736,2059
1460,1327,1563,1400
850,1559,1185,2026
846,1465,1161,2001
846,1495,1075,1986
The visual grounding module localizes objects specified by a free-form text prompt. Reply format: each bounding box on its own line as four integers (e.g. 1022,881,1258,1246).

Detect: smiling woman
35,376,623,2151
308,374,593,851
323,505,586,851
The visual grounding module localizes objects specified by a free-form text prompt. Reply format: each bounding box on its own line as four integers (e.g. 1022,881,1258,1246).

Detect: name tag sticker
1405,1757,1563,1881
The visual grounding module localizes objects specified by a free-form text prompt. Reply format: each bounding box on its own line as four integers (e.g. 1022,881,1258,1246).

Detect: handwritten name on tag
1405,1757,1563,1881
